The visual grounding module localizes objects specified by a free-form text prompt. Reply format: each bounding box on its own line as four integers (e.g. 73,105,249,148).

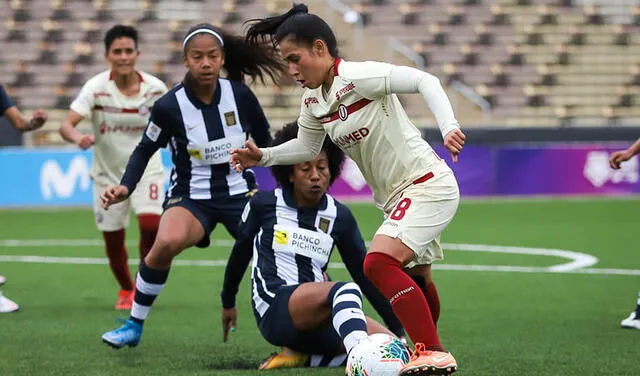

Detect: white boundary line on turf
0,239,610,274
0,239,598,271
0,256,638,276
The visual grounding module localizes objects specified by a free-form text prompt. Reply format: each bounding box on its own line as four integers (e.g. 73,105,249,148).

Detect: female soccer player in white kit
59,25,168,310
231,4,466,375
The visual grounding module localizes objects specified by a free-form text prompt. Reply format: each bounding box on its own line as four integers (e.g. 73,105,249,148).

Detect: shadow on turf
205,359,259,370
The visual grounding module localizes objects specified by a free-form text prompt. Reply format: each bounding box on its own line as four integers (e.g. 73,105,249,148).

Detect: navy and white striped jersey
121,78,271,199
221,187,404,337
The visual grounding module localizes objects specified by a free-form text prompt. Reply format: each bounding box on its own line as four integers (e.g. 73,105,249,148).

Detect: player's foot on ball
620,311,640,330
258,348,309,370
399,343,457,375
101,319,142,349
115,289,134,310
0,292,19,313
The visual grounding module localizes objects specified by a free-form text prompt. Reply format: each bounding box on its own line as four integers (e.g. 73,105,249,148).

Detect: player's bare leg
102,207,204,348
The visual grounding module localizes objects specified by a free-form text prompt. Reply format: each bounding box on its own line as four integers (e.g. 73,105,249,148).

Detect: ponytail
245,3,338,57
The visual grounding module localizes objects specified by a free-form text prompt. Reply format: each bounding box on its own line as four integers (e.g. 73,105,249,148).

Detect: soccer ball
346,333,410,376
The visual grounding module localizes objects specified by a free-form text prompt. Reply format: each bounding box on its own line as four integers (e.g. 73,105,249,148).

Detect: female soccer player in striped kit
99,23,284,348
221,122,404,370
59,25,168,310
231,4,466,375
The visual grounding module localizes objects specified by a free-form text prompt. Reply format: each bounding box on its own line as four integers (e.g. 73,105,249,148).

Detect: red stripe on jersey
333,58,342,76
412,172,434,185
144,90,164,98
317,98,373,124
93,92,111,98
93,105,140,114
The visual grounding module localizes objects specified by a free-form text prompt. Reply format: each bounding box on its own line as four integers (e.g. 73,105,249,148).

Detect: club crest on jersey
188,149,203,160
274,230,289,245
224,111,237,126
318,218,331,233
338,104,349,121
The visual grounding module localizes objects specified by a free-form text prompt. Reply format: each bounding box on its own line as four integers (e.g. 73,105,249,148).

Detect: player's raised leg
364,186,459,375
101,206,205,348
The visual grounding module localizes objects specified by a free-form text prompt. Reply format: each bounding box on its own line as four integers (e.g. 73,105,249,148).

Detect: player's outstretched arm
59,110,95,150
610,138,640,170
230,125,326,171
100,185,129,209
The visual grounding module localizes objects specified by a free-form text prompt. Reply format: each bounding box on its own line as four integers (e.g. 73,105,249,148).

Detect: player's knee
152,231,187,256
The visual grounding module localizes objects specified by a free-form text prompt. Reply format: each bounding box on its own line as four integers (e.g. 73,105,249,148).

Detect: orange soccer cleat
399,343,457,375
115,289,134,310
258,348,308,370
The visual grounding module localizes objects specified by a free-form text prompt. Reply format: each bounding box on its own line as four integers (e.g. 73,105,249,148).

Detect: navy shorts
256,285,344,356
163,192,251,248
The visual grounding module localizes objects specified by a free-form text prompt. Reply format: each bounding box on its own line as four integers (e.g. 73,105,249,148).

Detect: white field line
0,239,625,274
0,255,638,276
0,239,598,271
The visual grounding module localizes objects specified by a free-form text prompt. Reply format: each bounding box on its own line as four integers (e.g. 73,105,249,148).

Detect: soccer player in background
0,83,48,313
232,4,465,375
99,23,284,348
221,122,405,370
59,25,168,311
609,139,640,330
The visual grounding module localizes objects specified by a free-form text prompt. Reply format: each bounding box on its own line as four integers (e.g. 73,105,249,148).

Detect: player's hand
100,185,129,209
222,307,237,342
444,128,466,163
230,141,263,172
28,109,47,131
76,134,95,150
609,149,633,170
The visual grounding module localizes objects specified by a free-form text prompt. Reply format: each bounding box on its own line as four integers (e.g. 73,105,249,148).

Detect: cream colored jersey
298,59,456,207
70,70,168,185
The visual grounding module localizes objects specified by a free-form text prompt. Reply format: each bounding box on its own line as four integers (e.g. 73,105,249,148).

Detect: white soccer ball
346,333,410,376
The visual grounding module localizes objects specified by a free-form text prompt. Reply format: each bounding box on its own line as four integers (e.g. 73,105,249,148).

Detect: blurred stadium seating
1,0,639,146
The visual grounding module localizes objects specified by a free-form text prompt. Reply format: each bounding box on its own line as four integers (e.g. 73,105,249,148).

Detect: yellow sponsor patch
274,230,289,245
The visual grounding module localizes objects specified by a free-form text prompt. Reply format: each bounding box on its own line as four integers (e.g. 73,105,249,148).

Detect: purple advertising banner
253,144,639,201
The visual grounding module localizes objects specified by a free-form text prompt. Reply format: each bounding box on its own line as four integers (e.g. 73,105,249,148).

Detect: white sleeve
259,124,326,167
389,66,460,138
70,80,95,117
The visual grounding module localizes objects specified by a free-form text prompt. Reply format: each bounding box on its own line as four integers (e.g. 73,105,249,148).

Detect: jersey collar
109,70,144,82
183,79,222,109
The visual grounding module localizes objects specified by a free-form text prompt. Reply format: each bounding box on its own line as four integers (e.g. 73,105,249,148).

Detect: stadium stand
1,0,639,145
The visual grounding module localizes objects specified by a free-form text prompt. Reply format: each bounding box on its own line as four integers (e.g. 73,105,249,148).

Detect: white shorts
375,171,459,267
92,175,165,232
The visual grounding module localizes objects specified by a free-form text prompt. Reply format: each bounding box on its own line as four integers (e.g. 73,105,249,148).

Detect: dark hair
104,25,138,52
245,3,339,57
182,23,284,83
270,121,344,189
